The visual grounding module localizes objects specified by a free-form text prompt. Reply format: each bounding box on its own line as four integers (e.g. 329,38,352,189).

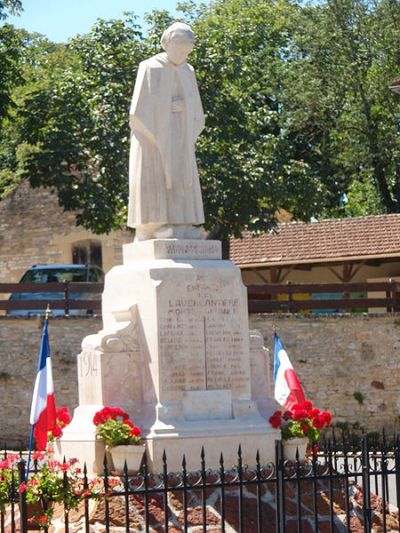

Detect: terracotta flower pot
283,437,308,462
110,444,145,473
26,501,50,530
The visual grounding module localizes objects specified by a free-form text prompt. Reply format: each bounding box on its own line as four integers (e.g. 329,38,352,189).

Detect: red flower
55,407,72,428
320,411,332,425
301,424,309,433
38,516,48,525
293,409,307,421
310,408,320,418
130,425,142,437
269,413,282,429
7,453,19,464
18,483,26,493
51,426,63,438
111,407,129,420
301,400,313,411
312,416,324,429
32,451,45,461
0,459,10,470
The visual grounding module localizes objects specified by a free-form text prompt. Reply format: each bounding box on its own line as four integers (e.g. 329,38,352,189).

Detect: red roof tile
229,214,400,267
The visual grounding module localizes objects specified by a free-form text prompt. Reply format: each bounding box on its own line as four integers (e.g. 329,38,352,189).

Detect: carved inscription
159,274,250,399
79,350,98,378
164,241,220,258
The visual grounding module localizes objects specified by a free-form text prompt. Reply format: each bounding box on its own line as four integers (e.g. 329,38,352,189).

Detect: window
72,240,102,268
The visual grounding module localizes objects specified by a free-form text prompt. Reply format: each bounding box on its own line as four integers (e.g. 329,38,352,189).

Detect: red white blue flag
273,333,306,411
30,318,57,451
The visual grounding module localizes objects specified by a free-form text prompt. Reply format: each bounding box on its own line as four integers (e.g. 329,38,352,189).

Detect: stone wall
0,182,132,283
1,314,399,445
0,317,101,446
251,314,400,434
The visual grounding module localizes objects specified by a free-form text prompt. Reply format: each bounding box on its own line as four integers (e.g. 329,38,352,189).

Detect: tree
0,32,66,199
14,3,321,237
0,0,22,19
180,0,322,237
16,15,145,233
285,0,400,217
4,0,400,235
0,0,23,121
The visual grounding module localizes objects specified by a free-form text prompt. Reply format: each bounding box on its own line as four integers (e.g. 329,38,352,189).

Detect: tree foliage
17,16,144,232
286,0,400,216
1,0,400,236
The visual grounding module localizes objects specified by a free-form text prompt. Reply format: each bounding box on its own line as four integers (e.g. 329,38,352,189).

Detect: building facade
0,181,132,283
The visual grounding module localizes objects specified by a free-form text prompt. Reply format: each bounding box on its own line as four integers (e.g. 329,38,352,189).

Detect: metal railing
247,280,399,314
0,282,104,315
1,434,400,532
1,280,399,316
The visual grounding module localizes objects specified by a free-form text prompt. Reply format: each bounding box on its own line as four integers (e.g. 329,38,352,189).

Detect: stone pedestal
58,240,278,473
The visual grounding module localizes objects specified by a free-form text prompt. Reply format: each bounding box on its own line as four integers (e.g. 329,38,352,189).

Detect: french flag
30,318,57,451
273,332,306,411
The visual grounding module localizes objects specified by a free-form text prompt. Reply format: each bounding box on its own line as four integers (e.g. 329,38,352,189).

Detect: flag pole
26,305,51,480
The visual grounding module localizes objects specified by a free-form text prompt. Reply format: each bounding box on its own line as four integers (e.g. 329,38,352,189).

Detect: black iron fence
1,435,400,532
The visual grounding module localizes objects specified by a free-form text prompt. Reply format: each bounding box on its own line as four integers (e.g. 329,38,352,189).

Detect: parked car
8,264,104,316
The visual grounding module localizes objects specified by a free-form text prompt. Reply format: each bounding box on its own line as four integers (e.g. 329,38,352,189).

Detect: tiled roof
229,214,400,267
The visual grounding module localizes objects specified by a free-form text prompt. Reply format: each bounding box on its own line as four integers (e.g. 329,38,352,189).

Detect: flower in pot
93,406,144,473
269,400,332,461
19,454,99,530
0,453,20,513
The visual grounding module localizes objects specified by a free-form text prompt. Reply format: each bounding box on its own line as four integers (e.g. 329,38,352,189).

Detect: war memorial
58,22,278,473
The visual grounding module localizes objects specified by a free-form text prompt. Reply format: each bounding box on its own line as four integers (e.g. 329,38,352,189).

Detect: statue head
161,22,195,65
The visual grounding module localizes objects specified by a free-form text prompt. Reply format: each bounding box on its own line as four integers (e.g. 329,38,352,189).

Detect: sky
6,0,184,42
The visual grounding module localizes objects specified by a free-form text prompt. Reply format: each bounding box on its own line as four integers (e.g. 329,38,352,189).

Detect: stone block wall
1,314,399,445
0,317,101,446
251,314,400,434
0,182,132,283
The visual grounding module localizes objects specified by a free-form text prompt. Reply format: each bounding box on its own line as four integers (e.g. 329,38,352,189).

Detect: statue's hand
171,96,184,112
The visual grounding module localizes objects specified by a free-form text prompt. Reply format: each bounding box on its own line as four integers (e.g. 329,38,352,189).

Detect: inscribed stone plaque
157,267,251,402
123,239,222,262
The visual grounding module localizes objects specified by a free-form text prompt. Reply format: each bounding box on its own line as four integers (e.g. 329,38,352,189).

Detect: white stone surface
249,330,276,419
61,242,279,473
146,426,277,472
127,22,205,240
123,239,222,262
55,405,105,474
183,390,232,421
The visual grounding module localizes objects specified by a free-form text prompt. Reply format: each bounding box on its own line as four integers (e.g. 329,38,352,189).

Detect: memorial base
64,239,278,474
146,421,279,472
56,405,105,474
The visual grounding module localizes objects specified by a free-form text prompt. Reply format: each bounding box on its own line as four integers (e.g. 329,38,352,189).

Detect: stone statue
127,22,205,241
